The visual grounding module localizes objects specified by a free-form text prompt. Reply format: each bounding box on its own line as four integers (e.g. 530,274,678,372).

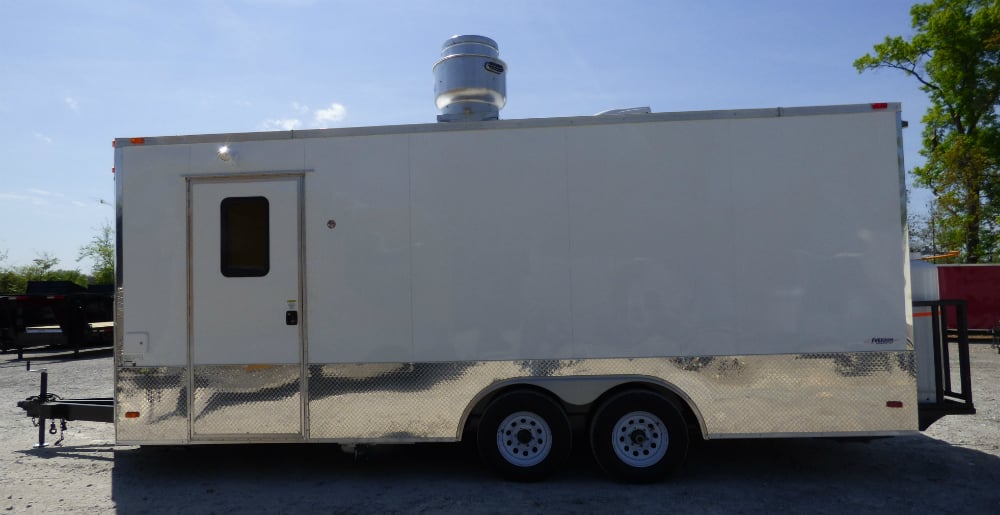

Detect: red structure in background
937,265,1000,330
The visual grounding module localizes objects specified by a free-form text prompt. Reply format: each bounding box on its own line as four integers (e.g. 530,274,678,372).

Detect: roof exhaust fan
433,35,507,122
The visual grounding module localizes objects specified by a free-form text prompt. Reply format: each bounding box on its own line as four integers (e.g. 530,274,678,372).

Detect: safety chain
30,417,67,446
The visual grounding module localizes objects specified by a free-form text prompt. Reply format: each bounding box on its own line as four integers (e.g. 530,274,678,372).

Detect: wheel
589,389,689,483
476,390,571,481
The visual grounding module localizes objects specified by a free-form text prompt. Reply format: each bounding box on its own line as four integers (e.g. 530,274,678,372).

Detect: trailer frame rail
915,299,976,430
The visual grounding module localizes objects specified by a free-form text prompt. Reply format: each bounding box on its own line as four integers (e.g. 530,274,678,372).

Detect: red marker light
886,401,904,408
871,102,889,110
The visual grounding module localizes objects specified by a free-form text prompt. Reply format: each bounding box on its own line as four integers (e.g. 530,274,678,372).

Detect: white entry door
189,177,303,438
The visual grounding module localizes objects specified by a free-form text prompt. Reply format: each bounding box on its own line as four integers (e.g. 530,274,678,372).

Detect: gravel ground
1,345,998,514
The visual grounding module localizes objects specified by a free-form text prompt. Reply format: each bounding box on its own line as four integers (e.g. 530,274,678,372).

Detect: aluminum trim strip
114,103,901,147
707,430,917,440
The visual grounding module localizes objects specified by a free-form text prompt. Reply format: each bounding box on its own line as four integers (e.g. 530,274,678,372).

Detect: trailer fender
458,375,707,439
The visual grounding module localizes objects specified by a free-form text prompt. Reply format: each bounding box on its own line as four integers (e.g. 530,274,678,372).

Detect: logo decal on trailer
865,337,896,345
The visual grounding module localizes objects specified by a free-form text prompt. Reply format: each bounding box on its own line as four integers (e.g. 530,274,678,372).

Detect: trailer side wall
114,105,915,444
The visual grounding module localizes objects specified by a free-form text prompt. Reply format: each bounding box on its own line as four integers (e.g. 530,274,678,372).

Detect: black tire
476,390,572,482
589,389,689,483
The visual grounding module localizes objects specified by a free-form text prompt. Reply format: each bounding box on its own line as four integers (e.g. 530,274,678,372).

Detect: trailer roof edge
113,102,902,147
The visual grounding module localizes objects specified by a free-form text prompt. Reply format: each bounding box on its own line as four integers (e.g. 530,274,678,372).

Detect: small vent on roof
594,107,652,116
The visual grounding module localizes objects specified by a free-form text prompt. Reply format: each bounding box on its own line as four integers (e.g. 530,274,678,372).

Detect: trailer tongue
16,363,113,448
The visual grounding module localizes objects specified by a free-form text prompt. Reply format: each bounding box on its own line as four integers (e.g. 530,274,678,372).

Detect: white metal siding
120,107,907,367
120,144,190,366
409,128,573,362
303,136,413,363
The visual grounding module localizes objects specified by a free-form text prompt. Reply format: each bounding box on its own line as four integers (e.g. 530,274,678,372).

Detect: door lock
285,311,298,325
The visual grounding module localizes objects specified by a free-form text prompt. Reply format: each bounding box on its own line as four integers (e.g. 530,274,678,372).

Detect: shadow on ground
17,444,116,463
107,433,1000,514
1,347,113,366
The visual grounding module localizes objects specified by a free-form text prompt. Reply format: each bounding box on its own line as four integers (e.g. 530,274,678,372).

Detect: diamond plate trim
116,367,188,443
192,365,301,437
113,352,916,444
308,352,917,441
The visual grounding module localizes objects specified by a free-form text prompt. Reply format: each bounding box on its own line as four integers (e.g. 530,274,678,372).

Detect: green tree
0,248,19,294
78,221,115,285
855,0,1000,262
24,253,88,286
0,253,88,294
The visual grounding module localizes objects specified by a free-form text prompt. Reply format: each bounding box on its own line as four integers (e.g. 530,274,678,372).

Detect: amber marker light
125,411,140,419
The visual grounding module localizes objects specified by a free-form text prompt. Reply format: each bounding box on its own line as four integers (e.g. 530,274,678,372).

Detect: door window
220,196,270,277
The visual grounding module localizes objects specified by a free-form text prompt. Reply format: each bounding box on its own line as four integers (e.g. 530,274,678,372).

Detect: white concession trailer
18,37,976,483
110,100,918,479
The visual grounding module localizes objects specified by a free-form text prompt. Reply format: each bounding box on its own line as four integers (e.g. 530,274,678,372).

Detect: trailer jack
16,361,113,448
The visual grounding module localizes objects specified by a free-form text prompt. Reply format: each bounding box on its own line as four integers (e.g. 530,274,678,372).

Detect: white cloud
27,188,64,198
34,133,53,144
314,103,346,127
259,101,347,131
65,97,79,112
261,118,303,131
0,192,48,207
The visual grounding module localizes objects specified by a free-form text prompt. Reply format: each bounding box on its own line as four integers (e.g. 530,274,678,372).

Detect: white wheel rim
496,411,553,467
611,410,668,467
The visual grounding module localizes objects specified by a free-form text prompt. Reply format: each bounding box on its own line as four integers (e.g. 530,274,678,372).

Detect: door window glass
220,196,269,277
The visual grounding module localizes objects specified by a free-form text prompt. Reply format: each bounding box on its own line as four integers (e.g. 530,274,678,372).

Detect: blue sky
1,0,930,271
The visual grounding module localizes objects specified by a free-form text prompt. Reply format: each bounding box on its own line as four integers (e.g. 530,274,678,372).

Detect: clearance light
130,137,146,145
125,411,140,419
218,145,233,162
886,401,904,408
871,102,889,110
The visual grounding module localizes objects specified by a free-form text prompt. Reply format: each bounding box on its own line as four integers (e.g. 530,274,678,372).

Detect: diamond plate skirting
116,367,188,443
192,364,301,437
115,352,917,444
308,352,917,441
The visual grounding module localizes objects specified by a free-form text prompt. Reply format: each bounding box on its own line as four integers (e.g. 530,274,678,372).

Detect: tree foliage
855,0,1000,262
0,253,88,294
78,221,115,285
0,222,116,294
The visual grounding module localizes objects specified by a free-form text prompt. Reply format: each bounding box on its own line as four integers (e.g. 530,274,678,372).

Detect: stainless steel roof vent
433,35,506,122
